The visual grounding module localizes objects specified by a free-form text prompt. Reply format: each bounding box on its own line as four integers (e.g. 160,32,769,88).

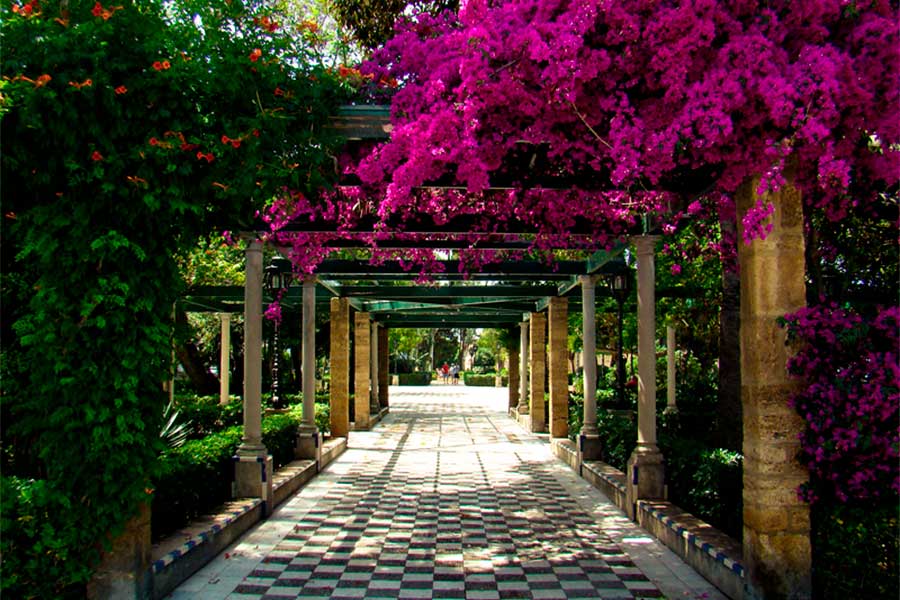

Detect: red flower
91,151,103,162
221,135,230,145
196,151,214,163
152,60,170,71
114,85,127,95
249,48,262,62
91,1,102,16
152,61,163,71
231,140,241,148
252,129,260,137
149,137,159,146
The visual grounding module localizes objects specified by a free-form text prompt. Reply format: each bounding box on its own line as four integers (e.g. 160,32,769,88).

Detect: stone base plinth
294,426,321,465
626,446,665,520
234,455,274,515
579,433,602,461
87,502,152,600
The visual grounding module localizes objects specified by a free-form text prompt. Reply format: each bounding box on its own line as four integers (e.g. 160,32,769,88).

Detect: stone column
665,325,677,414
219,313,231,406
626,235,664,519
737,177,811,599
378,325,389,408
370,321,380,417
329,298,350,437
295,278,320,461
517,321,529,414
508,341,520,413
580,276,601,460
235,240,273,508
548,297,569,438
529,312,547,433
354,312,372,430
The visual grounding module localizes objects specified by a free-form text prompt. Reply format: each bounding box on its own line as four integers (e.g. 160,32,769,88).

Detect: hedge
463,373,508,386
394,372,431,385
151,413,300,540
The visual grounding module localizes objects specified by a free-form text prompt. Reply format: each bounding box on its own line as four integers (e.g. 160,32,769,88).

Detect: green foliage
395,372,432,385
463,373,505,387
813,501,899,599
328,0,458,49
2,0,348,590
595,409,638,472
151,412,301,539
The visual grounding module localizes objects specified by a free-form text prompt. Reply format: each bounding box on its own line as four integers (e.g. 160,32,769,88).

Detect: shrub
813,501,899,599
464,373,505,386
395,372,431,385
151,413,300,540
596,409,637,471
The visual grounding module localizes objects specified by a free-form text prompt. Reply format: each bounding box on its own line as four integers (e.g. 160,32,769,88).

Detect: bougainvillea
332,0,898,256
781,305,900,504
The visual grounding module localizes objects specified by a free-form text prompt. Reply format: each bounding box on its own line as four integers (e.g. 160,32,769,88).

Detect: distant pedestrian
441,362,450,384
450,364,460,384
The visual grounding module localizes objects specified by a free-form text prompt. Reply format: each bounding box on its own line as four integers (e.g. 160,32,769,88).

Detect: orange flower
152,60,170,71
221,135,230,145
161,60,170,70
68,78,92,89
91,151,104,162
34,74,51,87
114,85,127,94
126,175,148,186
249,48,262,62
212,182,230,191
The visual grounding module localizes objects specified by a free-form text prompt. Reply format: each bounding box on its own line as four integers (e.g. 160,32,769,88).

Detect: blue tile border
640,502,745,578
150,499,262,574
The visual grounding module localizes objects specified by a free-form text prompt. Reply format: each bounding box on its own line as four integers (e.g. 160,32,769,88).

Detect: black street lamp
264,255,292,409
608,270,631,409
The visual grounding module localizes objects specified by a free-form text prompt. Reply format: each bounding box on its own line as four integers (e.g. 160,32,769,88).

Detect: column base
234,455,274,516
295,425,321,465
579,433,602,461
625,445,665,520
517,404,529,415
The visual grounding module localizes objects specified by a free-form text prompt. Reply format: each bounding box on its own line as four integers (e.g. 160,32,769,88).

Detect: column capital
631,234,660,255
578,274,597,287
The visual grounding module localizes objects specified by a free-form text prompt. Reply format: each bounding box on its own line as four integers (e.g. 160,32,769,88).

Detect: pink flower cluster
353,0,897,252
782,304,899,504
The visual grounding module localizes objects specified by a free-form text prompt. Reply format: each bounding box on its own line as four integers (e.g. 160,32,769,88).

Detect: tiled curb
148,437,347,599
638,500,744,600
533,424,744,600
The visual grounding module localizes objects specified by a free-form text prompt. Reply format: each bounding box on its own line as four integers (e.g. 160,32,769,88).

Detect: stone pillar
548,297,569,438
529,312,547,433
329,298,350,438
580,276,601,460
235,240,273,509
219,313,231,406
508,342,520,413
370,321,380,416
86,502,151,599
517,321,529,414
354,312,372,429
296,278,320,462
378,325,389,408
737,177,811,599
665,325,677,414
626,236,664,519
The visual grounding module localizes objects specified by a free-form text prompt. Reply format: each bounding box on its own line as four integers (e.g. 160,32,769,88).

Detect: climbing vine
1,0,348,594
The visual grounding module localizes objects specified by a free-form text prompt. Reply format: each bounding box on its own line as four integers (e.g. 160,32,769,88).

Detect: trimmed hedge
151,413,300,540
394,372,431,385
463,373,508,386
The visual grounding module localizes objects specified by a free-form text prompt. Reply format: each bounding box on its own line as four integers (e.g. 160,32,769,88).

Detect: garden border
148,437,347,599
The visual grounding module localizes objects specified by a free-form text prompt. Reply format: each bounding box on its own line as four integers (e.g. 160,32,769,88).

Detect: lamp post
609,270,631,409
264,255,292,409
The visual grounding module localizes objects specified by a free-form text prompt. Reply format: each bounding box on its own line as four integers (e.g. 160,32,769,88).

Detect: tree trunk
174,308,218,395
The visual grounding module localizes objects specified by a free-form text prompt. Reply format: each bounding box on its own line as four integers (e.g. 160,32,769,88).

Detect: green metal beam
338,285,559,299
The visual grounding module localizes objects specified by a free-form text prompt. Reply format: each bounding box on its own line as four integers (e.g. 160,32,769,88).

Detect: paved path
169,386,726,600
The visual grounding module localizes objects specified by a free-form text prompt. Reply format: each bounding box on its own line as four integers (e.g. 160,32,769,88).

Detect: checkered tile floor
170,386,726,600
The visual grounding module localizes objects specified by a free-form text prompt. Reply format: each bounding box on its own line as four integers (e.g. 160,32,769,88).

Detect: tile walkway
168,386,726,600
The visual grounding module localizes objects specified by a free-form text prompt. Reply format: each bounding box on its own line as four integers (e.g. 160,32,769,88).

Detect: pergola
178,105,814,598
